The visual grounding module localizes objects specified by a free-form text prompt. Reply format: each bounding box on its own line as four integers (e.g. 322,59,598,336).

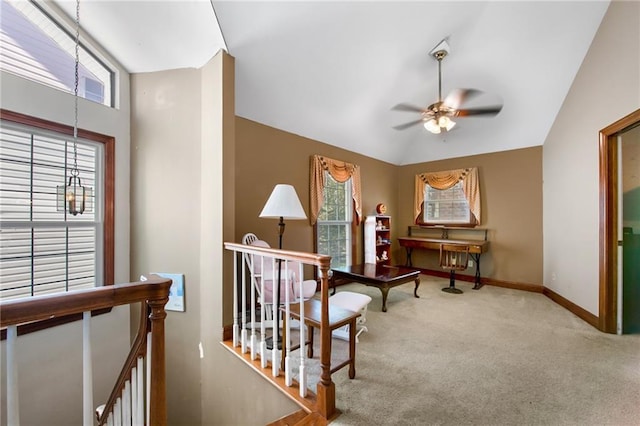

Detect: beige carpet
305,276,640,426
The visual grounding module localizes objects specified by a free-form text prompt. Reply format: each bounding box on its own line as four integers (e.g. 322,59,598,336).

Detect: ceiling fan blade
392,118,425,130
391,103,427,113
443,88,482,109
456,105,503,117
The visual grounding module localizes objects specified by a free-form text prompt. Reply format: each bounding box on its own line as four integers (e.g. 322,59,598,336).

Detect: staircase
1,275,171,425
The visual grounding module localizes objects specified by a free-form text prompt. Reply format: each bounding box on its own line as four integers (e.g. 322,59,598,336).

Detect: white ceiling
54,1,610,166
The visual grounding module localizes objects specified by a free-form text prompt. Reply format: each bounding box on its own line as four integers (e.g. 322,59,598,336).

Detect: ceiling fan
392,39,503,134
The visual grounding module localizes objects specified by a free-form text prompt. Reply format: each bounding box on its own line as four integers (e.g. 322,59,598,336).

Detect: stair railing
0,274,171,426
223,242,335,419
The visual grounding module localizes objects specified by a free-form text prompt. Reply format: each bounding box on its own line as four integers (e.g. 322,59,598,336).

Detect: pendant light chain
57,0,91,216
72,0,80,177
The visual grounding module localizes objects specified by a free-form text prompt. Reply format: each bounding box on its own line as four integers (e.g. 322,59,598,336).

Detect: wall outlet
468,259,474,268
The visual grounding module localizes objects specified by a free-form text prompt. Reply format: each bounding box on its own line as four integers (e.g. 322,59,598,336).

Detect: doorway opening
599,108,640,334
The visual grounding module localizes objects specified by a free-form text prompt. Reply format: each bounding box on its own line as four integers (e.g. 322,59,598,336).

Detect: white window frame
0,0,115,107
423,181,471,225
316,172,353,269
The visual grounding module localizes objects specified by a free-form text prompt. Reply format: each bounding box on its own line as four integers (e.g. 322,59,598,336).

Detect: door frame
599,108,640,333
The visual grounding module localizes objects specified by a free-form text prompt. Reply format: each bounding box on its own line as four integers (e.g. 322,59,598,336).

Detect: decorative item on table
376,203,387,214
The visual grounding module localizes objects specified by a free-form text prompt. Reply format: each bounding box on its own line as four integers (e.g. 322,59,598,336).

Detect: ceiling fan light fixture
440,115,456,131
424,119,441,134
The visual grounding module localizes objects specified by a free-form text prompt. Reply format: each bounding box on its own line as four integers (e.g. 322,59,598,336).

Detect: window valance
414,167,481,224
310,154,362,225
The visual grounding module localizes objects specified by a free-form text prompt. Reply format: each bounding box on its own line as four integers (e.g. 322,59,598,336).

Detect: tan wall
131,52,299,425
131,66,205,425
235,117,398,267
235,121,543,287
397,147,543,286
543,0,640,314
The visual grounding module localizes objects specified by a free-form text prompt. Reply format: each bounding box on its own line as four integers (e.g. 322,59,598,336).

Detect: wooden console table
398,226,489,289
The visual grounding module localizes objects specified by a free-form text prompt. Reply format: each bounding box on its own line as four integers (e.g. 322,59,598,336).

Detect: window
424,181,471,224
0,111,114,301
0,0,114,106
414,167,481,226
316,172,353,269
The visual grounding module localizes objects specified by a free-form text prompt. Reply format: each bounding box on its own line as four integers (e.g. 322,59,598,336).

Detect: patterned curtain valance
310,154,363,225
414,167,481,224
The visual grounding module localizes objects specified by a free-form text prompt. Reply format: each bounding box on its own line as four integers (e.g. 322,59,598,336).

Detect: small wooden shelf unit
364,215,391,265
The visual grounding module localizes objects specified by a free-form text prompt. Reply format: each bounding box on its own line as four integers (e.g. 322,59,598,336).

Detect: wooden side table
281,298,360,379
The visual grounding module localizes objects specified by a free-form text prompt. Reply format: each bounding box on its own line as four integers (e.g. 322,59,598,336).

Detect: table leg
348,318,356,379
414,277,421,298
472,253,483,290
380,287,389,312
405,248,413,267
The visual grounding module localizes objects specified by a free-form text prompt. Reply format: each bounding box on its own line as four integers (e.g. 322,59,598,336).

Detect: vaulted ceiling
54,1,610,165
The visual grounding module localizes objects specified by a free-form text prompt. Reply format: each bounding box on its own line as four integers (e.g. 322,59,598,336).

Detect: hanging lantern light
57,0,92,216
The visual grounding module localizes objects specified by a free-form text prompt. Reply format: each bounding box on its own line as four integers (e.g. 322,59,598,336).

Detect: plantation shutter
0,122,101,300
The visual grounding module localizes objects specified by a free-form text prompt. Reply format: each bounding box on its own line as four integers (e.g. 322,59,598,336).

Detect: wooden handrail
0,276,172,327
223,242,331,269
1,275,171,426
223,242,336,419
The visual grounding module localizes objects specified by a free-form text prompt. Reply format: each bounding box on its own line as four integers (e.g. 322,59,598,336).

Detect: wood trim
598,109,640,333
411,267,544,293
543,287,599,329
220,340,318,413
103,135,115,286
1,275,172,326
413,267,599,329
0,109,116,334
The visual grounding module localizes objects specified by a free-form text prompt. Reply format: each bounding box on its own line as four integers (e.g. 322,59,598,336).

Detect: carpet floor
308,277,640,426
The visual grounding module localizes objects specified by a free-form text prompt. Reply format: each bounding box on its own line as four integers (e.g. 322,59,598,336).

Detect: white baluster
114,397,122,426
124,380,131,426
271,257,279,376
250,252,257,360
284,260,293,386
241,250,248,354
131,366,137,426
136,357,144,426
260,255,267,368
146,333,152,425
7,325,19,426
233,252,239,347
298,262,307,397
83,311,94,426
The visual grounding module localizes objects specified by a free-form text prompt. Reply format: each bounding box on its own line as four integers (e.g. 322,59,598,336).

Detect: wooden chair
439,243,470,294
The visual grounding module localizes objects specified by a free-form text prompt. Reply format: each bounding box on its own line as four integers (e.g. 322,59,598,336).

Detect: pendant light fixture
57,0,92,216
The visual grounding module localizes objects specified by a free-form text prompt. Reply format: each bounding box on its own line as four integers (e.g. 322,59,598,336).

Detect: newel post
148,297,168,425
315,262,336,419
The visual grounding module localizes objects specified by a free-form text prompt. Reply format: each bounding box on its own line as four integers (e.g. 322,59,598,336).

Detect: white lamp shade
424,119,441,134
259,184,307,219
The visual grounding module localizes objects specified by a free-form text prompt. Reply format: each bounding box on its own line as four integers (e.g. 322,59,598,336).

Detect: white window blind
0,122,102,300
424,181,471,224
316,172,352,269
